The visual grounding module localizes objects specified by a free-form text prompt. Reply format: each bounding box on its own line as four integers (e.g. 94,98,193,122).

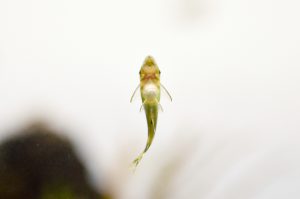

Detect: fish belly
142,83,159,102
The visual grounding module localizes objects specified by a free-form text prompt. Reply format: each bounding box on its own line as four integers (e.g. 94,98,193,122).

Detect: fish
130,56,172,168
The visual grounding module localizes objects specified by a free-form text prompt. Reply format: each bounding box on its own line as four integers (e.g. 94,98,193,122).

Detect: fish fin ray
139,104,144,112
161,83,172,102
139,100,148,112
158,103,164,112
130,84,140,103
131,152,145,171
154,98,163,112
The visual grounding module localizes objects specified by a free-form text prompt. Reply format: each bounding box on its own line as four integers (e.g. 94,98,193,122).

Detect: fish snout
144,56,156,66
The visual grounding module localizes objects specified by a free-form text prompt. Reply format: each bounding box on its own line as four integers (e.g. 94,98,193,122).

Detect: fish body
131,56,165,168
139,56,161,152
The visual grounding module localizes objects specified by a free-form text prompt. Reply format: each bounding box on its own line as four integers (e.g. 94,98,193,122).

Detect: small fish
130,56,172,168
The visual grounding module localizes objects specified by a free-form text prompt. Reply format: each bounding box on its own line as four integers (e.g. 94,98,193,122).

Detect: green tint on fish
130,56,172,168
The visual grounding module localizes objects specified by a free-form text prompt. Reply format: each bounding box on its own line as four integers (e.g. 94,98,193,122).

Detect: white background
0,0,300,198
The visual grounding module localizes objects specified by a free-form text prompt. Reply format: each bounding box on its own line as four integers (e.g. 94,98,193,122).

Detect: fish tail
131,152,145,170
131,105,158,169
131,126,155,169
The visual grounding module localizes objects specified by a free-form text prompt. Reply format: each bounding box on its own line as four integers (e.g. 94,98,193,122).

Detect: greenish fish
130,56,172,168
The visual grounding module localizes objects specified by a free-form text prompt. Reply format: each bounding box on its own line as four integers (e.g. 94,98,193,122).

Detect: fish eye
139,70,141,75
159,70,161,74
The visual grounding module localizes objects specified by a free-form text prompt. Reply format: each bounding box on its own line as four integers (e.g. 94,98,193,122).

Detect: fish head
139,56,161,81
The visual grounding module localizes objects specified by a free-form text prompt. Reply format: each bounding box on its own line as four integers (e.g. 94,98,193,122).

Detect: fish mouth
144,56,156,66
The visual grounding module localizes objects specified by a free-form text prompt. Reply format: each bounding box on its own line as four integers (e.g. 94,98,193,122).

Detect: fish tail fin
131,119,156,171
131,152,145,171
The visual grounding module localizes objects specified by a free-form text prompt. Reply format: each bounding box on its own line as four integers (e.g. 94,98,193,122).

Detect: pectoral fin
161,83,172,102
158,103,164,112
130,84,140,103
140,104,144,112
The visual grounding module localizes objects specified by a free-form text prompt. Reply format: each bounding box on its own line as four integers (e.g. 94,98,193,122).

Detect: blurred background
0,0,300,198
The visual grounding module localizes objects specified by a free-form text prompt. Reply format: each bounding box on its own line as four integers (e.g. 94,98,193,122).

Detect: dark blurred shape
0,122,109,199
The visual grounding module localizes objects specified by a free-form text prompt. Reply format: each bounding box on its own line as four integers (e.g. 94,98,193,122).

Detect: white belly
142,83,159,101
